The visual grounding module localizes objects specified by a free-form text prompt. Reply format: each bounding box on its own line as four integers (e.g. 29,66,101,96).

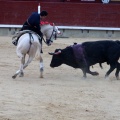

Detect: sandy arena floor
0,36,120,120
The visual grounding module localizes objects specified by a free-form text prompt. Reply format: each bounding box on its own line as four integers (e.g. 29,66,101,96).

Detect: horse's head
41,22,61,46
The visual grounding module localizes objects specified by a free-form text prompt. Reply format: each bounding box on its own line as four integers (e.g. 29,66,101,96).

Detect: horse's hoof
40,76,43,78
19,72,24,77
12,75,16,79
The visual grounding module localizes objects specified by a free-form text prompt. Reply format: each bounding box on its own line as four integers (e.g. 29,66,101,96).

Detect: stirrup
12,40,18,46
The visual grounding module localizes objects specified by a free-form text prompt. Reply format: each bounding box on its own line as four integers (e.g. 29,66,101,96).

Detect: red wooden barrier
0,1,120,27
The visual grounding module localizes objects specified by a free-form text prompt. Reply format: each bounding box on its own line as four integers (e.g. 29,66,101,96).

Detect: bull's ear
54,50,61,55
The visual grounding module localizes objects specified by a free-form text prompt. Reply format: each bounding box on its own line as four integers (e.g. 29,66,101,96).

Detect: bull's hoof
82,77,86,80
105,77,110,80
93,72,99,76
82,75,87,79
116,76,119,80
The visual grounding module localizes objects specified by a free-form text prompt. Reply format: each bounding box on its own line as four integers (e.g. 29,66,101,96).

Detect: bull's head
49,49,63,68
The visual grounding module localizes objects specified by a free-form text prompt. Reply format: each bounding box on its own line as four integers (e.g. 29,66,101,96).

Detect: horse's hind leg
12,55,25,79
23,56,34,69
19,56,25,77
22,55,44,78
12,56,33,79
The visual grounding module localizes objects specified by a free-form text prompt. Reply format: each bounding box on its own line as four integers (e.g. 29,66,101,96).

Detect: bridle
42,24,57,46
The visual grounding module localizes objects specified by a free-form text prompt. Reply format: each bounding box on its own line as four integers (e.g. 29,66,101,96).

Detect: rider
12,11,48,46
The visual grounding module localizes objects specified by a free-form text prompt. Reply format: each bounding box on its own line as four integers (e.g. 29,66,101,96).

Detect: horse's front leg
40,56,44,78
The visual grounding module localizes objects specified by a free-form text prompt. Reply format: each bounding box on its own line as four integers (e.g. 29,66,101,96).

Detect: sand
0,36,120,120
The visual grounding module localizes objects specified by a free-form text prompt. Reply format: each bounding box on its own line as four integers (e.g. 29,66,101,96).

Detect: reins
42,28,55,45
42,37,47,44
49,29,55,41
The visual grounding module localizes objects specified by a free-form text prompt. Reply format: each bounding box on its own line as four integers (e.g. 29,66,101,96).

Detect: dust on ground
0,36,120,120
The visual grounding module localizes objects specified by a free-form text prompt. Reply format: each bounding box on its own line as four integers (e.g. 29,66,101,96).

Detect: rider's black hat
40,11,48,16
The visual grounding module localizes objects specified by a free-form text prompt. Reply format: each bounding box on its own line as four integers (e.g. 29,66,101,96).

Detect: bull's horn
48,52,54,55
48,50,61,55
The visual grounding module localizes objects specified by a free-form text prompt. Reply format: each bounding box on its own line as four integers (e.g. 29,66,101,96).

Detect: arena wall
0,1,120,27
0,1,120,38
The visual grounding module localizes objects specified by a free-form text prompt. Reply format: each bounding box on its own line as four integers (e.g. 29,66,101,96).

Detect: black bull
49,40,120,80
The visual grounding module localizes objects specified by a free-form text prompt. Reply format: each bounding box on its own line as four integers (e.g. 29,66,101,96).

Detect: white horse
12,23,61,79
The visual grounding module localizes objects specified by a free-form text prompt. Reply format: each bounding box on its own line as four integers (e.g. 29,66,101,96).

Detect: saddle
12,30,41,46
